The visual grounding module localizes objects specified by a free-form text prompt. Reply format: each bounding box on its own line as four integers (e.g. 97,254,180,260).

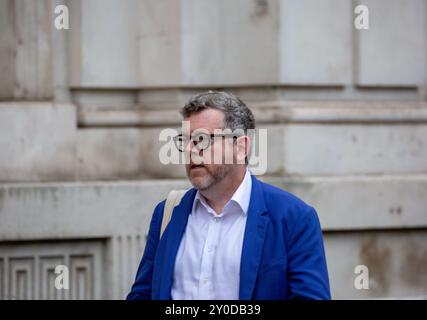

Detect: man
127,91,330,300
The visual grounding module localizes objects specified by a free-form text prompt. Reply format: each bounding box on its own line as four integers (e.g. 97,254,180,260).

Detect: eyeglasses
173,132,240,152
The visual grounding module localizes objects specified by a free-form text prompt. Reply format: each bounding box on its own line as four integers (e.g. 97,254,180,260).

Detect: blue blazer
127,175,330,300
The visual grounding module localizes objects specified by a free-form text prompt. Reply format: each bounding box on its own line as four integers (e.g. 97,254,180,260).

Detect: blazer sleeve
286,206,331,300
126,200,165,300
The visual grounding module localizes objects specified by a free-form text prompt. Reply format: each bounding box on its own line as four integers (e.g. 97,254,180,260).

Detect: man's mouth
190,164,205,170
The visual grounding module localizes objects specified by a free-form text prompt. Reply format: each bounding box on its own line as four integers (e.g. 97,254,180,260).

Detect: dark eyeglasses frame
173,132,240,152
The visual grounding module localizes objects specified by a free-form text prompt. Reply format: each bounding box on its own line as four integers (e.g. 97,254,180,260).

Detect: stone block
0,102,77,181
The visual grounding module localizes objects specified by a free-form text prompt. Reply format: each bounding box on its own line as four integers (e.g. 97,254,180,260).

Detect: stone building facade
0,0,426,299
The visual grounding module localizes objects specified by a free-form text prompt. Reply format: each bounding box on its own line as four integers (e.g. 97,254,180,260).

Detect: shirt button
214,217,220,223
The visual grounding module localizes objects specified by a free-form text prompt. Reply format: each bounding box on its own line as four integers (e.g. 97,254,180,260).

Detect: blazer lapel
158,188,196,299
239,175,269,299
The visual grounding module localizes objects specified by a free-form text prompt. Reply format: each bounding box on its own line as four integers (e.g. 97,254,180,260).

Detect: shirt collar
192,169,252,216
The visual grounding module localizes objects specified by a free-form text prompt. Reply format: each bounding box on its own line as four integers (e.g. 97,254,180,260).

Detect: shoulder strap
160,189,187,240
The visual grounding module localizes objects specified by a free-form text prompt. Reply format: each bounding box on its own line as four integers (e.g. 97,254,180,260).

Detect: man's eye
193,133,208,141
177,135,188,142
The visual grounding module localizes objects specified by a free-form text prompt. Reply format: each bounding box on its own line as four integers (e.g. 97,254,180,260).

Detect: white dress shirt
171,169,252,300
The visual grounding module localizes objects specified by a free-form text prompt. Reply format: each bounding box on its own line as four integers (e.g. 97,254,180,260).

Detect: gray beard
188,165,232,191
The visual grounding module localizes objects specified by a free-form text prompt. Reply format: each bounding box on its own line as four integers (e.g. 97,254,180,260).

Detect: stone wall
0,0,426,299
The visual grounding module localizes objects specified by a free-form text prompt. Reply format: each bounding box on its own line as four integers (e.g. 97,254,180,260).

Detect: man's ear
236,135,250,165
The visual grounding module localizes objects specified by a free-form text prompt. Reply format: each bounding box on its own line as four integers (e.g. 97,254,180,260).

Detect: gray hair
180,91,256,131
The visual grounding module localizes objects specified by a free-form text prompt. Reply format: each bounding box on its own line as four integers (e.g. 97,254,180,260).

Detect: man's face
184,108,234,191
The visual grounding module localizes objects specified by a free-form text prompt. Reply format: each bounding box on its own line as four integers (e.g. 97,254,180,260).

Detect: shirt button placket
198,216,220,299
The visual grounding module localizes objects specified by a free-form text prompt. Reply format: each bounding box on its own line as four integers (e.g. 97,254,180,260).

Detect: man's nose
184,138,194,153
184,139,203,158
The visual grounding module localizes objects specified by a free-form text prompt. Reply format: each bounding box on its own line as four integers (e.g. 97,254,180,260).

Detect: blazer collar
239,174,269,299
158,188,196,299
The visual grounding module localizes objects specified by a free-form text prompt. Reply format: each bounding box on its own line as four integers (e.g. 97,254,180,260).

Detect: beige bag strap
160,190,187,240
